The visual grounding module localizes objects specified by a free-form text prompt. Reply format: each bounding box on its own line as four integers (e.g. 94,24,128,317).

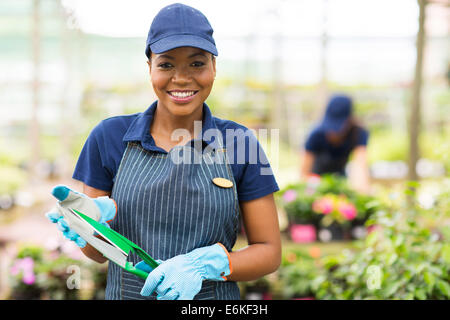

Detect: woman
47,3,281,300
300,94,370,193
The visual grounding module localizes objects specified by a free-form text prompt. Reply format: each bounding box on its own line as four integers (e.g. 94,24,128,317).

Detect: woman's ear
212,55,216,78
147,59,152,74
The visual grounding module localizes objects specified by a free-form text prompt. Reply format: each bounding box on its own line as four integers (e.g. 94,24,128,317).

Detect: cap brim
320,117,347,132
147,34,218,57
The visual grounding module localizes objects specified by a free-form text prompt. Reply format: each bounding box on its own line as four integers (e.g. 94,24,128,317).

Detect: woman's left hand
136,243,231,300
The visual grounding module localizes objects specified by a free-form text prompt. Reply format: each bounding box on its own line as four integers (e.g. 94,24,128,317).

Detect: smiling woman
47,3,281,301
148,47,216,123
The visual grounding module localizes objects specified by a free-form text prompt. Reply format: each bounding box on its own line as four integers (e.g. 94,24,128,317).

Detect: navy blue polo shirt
73,101,279,202
305,126,369,154
304,125,369,175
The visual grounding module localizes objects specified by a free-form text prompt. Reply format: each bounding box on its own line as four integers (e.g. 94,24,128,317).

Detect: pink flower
337,201,357,220
22,272,36,285
312,196,334,215
283,190,297,203
10,257,36,285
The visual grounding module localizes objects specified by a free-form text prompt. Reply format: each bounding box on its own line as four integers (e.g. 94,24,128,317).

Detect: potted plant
9,244,84,300
282,193,320,243
279,178,323,242
279,174,378,242
312,194,358,242
312,183,450,300
279,249,321,299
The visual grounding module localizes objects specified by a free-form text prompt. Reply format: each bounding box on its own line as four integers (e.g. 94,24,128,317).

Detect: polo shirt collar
123,101,217,152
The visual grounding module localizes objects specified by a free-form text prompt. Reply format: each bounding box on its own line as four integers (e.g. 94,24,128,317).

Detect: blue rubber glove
45,185,117,248
137,243,232,300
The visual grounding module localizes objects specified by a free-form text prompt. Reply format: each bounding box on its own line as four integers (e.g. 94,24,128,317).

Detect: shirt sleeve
356,127,369,146
304,128,324,152
230,129,280,202
72,121,115,191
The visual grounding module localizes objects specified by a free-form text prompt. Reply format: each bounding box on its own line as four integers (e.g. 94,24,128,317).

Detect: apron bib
312,150,348,176
105,140,241,300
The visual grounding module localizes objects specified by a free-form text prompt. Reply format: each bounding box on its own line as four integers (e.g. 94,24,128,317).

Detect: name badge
212,177,233,188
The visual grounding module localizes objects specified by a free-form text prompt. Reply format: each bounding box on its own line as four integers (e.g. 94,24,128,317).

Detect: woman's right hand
45,185,117,248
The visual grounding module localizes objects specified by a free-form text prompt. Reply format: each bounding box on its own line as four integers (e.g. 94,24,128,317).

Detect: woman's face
148,46,216,117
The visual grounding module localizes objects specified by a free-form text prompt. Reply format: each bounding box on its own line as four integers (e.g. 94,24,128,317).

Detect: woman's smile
167,90,199,104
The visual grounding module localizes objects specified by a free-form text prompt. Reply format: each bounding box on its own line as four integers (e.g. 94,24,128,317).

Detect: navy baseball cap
320,94,353,132
145,3,218,58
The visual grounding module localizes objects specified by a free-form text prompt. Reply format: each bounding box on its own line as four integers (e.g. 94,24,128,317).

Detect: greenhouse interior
0,0,449,301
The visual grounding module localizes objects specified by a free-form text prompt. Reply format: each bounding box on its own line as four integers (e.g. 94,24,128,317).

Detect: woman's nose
171,67,191,84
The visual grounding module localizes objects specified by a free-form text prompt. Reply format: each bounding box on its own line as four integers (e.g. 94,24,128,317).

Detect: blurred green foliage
279,249,319,298
276,179,450,300
367,128,450,169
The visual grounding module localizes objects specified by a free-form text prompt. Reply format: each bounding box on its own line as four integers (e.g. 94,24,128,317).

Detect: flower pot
289,224,317,243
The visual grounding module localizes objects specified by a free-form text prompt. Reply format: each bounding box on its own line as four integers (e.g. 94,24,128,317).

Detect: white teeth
170,91,195,98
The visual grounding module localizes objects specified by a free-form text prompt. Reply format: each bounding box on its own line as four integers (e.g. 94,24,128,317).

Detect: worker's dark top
72,101,279,202
304,125,369,176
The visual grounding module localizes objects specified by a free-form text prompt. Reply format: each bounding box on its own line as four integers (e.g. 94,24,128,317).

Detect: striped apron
105,140,241,300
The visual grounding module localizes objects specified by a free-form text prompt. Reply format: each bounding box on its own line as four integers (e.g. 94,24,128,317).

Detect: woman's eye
191,61,205,67
158,62,172,69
